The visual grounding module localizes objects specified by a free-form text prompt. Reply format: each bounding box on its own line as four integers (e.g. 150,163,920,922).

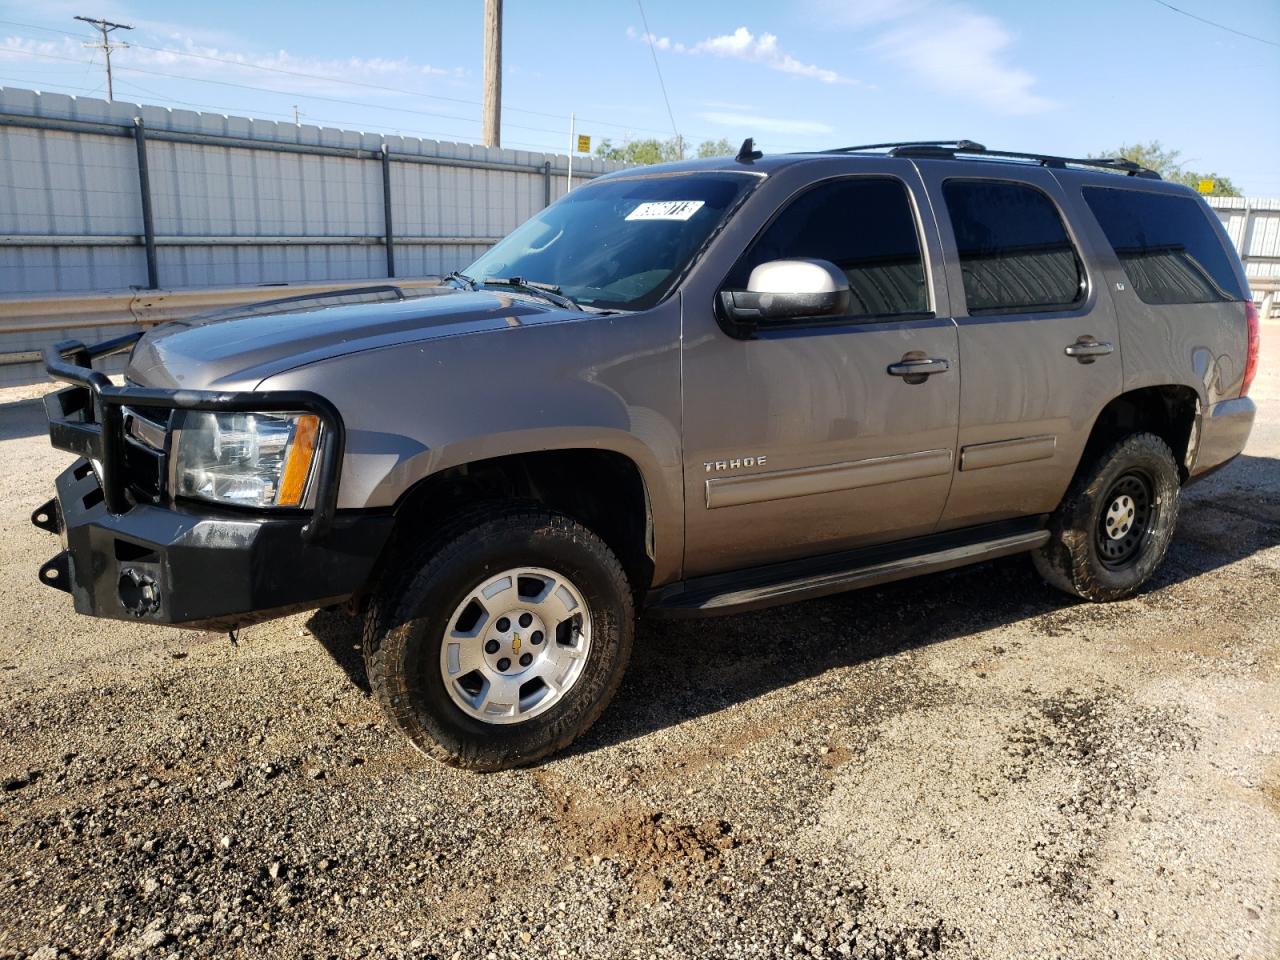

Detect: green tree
594,137,684,165
1091,141,1242,196
696,138,735,159
593,136,738,165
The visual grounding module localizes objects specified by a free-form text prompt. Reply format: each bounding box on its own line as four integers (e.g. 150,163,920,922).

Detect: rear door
917,163,1122,528
680,166,960,577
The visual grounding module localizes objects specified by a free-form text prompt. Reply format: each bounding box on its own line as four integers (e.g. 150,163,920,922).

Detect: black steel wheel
1034,432,1181,602
1094,471,1155,569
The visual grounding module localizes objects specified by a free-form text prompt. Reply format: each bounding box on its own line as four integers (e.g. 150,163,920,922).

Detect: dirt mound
589,810,737,865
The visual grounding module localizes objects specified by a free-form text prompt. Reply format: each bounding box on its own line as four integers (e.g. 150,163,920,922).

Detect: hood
125,286,581,389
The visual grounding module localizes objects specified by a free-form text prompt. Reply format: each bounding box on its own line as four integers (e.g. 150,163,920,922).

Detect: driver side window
728,177,931,320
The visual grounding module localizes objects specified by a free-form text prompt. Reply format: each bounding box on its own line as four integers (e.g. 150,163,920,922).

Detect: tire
1033,432,1181,602
362,503,634,771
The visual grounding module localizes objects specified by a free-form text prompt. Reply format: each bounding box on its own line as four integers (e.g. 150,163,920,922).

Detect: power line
2,45,566,135
72,14,131,100
0,69,593,152
3,51,688,155
1148,0,1280,48
0,17,718,140
108,78,558,151
633,0,682,156
7,50,742,158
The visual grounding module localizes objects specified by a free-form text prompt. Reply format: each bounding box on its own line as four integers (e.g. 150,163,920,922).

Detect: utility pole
566,113,575,193
74,15,132,102
481,0,502,147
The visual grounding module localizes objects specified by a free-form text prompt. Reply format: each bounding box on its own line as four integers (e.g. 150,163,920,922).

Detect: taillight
1241,299,1260,398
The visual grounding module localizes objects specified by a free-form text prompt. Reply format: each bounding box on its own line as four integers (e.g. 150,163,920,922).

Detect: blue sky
1,0,1277,193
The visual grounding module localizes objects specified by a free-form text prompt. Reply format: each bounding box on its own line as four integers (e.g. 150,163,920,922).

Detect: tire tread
1033,432,1180,602
362,501,633,770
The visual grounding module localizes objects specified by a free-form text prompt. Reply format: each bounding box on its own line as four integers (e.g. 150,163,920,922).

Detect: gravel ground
1,330,1277,960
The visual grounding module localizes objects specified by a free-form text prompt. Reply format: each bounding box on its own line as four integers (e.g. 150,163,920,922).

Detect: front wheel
362,505,634,771
1033,432,1181,602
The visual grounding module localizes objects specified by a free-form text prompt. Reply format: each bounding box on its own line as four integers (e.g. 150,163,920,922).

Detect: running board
647,521,1049,618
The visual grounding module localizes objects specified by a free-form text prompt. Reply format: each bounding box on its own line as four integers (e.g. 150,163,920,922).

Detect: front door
916,165,1123,528
680,171,960,578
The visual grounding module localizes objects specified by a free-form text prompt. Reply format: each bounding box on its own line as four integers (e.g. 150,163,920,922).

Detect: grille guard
42,333,345,540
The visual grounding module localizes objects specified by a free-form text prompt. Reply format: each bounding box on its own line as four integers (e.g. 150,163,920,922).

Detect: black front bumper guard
40,332,345,540
31,333,397,629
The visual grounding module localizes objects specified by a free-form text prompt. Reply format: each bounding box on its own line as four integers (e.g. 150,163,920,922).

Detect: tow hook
31,497,61,535
39,553,71,593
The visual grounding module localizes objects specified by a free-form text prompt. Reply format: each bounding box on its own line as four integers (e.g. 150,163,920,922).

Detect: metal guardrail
0,235,505,248
0,278,440,369
1247,277,1279,324
0,110,599,291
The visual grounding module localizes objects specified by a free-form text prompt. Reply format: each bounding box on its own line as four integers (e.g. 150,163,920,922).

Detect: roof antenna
735,137,763,164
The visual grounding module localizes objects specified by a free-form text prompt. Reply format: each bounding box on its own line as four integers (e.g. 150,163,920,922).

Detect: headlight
172,411,321,508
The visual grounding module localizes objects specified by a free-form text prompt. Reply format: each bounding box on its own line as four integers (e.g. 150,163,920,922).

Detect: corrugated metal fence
1208,197,1280,321
0,86,625,386
1208,196,1280,282
1,84,1275,388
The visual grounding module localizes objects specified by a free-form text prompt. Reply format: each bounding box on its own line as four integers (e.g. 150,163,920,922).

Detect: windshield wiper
478,276,581,311
443,270,477,289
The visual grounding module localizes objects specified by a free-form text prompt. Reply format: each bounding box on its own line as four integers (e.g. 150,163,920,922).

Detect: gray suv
33,140,1259,770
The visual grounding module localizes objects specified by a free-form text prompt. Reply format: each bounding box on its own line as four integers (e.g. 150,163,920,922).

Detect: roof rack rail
821,140,1161,179
830,139,989,153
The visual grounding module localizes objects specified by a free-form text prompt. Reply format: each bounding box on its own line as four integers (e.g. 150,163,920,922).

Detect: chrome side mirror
719,259,851,333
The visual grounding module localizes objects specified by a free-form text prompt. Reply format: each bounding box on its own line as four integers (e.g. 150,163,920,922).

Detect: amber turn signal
276,414,320,507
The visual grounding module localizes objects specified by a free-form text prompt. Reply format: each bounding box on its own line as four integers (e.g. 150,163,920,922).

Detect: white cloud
807,0,1052,115
627,24,850,85
625,25,684,53
699,110,834,136
0,31,462,99
872,8,1051,115
692,27,850,84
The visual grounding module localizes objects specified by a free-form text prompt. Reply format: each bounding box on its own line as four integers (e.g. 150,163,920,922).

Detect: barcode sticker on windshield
625,200,705,221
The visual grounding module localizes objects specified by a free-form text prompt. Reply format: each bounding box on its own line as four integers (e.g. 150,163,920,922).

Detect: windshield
463,172,758,311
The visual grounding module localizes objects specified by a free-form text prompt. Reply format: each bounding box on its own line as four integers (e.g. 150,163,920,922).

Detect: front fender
258,303,684,580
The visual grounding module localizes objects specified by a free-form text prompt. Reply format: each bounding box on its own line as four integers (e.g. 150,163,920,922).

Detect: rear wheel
1033,432,1181,602
363,504,634,771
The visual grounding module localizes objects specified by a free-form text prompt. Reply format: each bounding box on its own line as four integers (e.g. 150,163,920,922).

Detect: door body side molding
959,434,1057,472
705,448,953,509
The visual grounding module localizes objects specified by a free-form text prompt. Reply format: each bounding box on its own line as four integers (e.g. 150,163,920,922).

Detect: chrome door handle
887,357,950,381
1064,336,1114,363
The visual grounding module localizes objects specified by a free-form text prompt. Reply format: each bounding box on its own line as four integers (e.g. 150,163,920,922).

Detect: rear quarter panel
1052,172,1248,406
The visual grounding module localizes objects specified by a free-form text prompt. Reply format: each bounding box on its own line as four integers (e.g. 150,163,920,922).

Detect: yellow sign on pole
1197,178,1215,195
576,134,591,154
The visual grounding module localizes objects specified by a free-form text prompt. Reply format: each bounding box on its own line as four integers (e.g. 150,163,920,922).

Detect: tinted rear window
1082,187,1243,304
942,180,1085,314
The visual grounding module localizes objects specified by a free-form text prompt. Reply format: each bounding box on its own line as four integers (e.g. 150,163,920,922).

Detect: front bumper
34,330,391,630
36,459,393,629
1190,396,1256,479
